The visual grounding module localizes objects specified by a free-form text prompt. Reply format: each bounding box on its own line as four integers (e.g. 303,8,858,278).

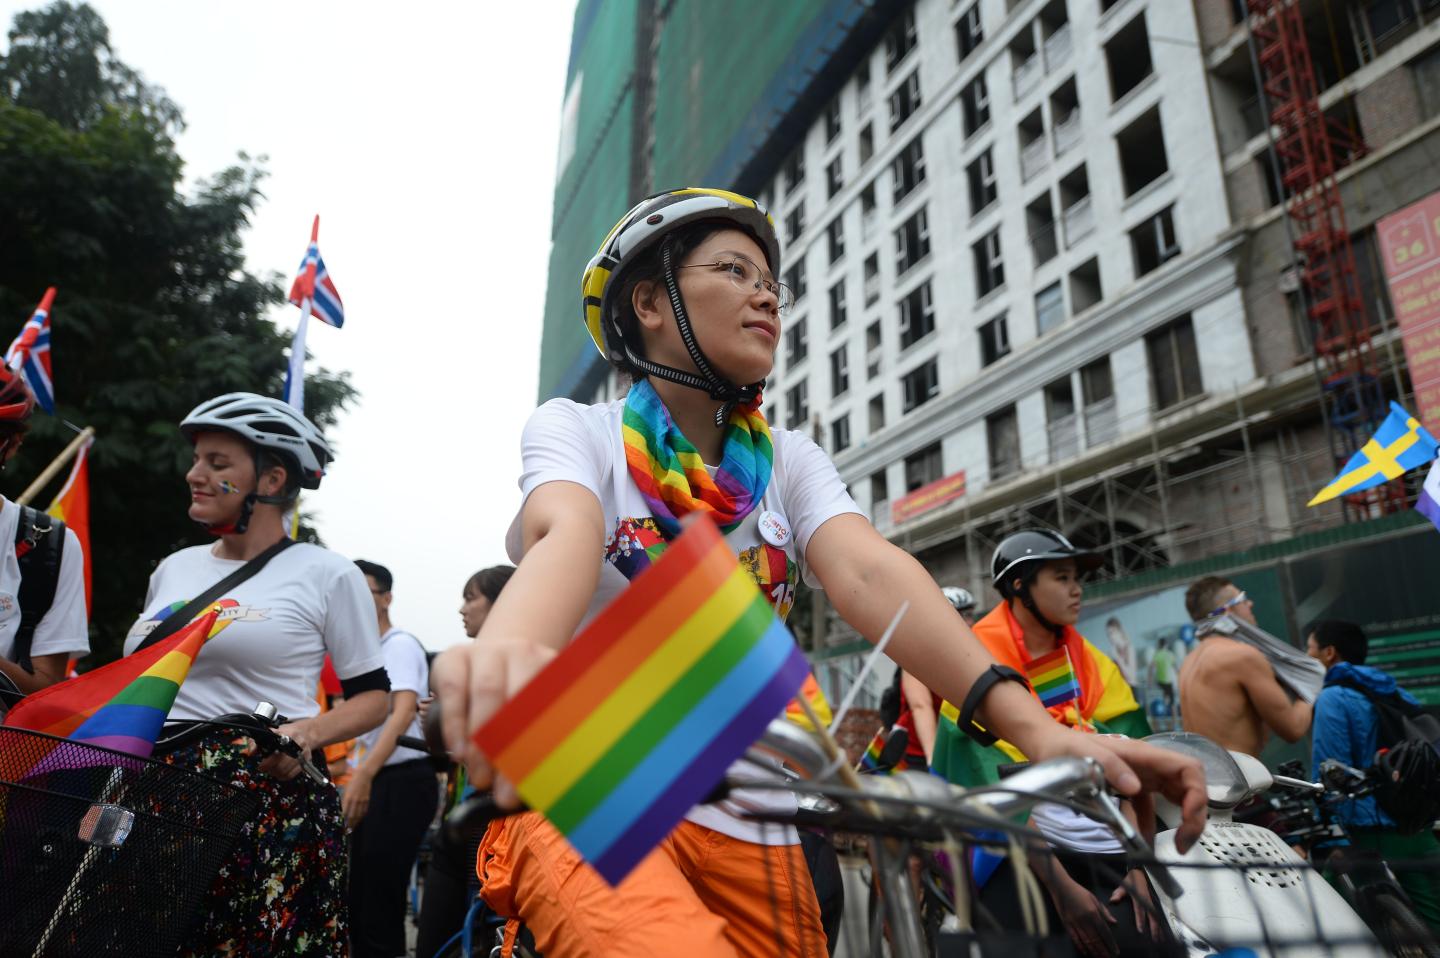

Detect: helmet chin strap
620,238,765,429
1013,575,1066,641
200,453,293,537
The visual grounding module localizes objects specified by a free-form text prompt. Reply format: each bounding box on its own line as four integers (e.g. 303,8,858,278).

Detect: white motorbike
1146,731,1386,957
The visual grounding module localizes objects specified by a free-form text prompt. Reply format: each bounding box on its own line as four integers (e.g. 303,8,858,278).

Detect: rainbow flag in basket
1025,647,1081,709
5,607,223,770
474,516,809,885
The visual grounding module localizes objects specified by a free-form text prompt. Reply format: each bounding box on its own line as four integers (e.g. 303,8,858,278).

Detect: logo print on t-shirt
604,518,666,582
127,597,269,640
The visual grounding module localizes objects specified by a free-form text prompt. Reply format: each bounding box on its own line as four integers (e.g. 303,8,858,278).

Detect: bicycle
1267,757,1440,958
0,701,321,957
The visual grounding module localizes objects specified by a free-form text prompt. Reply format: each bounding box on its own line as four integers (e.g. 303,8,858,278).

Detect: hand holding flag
474,515,809,885
5,287,56,414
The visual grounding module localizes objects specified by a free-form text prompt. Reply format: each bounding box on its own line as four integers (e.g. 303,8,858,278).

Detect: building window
885,6,919,72
987,406,1020,480
1082,357,1114,405
1146,315,1203,410
1105,14,1154,103
831,413,852,453
866,319,883,352
783,149,805,191
858,123,875,165
1117,107,1169,196
973,229,1005,297
826,156,844,198
898,281,935,349
785,315,809,366
863,253,880,306
871,469,890,511
825,97,843,142
904,442,943,492
785,201,807,244
1035,281,1065,334
957,3,984,60
889,69,922,132
1131,207,1180,277
827,218,846,264
891,135,927,203
961,75,990,136
979,314,1010,366
785,259,807,304
869,392,885,431
786,380,809,430
830,345,850,397
967,149,997,214
829,280,848,330
857,59,872,105
901,359,940,412
895,207,931,275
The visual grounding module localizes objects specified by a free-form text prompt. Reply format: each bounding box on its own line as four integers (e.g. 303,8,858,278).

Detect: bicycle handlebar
156,702,327,785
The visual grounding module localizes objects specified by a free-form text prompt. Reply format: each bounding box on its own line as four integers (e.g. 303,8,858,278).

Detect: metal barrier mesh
0,726,259,957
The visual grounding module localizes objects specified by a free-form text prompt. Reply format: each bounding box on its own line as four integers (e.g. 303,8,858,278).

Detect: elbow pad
339,667,391,698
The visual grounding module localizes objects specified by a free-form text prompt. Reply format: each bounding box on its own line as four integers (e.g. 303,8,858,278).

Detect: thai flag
5,287,56,414
288,216,344,329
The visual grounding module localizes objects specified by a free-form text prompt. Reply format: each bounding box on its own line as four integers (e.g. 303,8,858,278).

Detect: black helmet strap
1009,563,1066,641
619,237,763,429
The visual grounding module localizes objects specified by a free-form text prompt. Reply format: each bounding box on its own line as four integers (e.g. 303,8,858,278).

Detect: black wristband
957,664,1028,747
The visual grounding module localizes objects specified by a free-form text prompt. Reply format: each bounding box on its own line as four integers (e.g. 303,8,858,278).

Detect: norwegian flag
287,216,344,329
5,287,56,414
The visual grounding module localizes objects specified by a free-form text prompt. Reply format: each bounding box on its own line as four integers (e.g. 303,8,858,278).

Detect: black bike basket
0,726,260,957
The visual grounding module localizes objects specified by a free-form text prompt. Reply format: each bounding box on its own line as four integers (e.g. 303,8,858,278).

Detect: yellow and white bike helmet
581,188,781,426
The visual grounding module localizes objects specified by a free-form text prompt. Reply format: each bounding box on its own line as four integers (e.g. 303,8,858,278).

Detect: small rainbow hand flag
858,725,908,774
474,516,809,885
1025,647,1081,709
6,606,223,759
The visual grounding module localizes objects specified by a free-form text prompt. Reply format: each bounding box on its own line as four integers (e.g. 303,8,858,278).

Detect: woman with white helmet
124,392,388,957
433,189,1207,957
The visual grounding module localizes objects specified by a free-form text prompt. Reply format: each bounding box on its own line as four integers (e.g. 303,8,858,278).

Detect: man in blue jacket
1307,620,1440,931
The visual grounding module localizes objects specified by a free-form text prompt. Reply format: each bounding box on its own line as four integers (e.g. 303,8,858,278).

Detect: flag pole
15,425,95,506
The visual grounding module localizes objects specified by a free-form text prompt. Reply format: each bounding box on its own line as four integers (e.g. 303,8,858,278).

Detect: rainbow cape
475,516,808,885
5,606,222,765
1025,647,1081,709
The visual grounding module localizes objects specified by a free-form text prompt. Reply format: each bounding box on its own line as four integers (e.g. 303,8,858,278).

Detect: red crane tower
1245,0,1405,516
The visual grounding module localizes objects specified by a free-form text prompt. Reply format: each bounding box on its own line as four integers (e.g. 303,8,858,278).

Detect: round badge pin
758,510,791,547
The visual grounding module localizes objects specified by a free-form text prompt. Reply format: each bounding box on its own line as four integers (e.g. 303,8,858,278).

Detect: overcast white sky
0,1,576,649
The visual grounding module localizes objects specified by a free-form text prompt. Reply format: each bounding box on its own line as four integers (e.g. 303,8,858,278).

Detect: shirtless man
1177,576,1311,757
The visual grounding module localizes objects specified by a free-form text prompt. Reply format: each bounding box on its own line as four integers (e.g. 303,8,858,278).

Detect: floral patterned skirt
160,731,349,956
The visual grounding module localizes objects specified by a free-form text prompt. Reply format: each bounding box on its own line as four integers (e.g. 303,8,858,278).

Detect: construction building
539,0,1440,707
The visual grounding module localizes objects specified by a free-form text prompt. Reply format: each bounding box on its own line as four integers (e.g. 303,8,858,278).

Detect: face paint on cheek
218,480,241,494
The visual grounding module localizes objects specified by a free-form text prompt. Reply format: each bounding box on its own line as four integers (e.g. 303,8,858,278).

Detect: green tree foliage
0,2,355,662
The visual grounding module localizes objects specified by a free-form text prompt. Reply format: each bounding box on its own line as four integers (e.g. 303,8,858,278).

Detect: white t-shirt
352,627,429,769
124,543,385,723
0,497,88,663
1029,801,1126,854
506,397,863,845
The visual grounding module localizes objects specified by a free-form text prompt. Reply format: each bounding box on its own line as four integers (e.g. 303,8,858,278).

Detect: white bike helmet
942,586,977,613
181,393,333,491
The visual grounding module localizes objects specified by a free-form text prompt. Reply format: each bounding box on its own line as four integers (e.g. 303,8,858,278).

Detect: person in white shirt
0,366,87,698
128,392,387,957
345,558,438,958
431,189,1209,957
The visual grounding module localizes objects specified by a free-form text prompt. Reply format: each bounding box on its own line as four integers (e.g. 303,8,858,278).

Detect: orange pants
478,811,828,957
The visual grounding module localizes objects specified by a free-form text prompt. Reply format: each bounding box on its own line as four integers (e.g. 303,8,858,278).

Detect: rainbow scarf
622,378,773,540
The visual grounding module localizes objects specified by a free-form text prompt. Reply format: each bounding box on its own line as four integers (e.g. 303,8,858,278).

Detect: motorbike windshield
1144,731,1250,807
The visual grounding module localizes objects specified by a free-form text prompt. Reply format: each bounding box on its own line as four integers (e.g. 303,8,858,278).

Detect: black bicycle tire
1371,892,1440,958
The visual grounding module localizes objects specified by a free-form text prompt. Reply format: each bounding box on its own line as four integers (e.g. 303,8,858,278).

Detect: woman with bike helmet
433,190,1206,957
932,529,1171,957
0,365,88,700
124,392,388,956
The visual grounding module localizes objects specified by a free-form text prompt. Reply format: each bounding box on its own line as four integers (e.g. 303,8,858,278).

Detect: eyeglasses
1210,591,1248,617
676,255,793,313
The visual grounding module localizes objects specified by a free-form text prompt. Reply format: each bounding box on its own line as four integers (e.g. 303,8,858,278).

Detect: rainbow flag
474,516,809,885
1026,647,1081,709
857,725,907,774
6,607,222,757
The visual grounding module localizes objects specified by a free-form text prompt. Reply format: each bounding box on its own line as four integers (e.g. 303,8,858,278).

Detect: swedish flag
1308,402,1440,506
